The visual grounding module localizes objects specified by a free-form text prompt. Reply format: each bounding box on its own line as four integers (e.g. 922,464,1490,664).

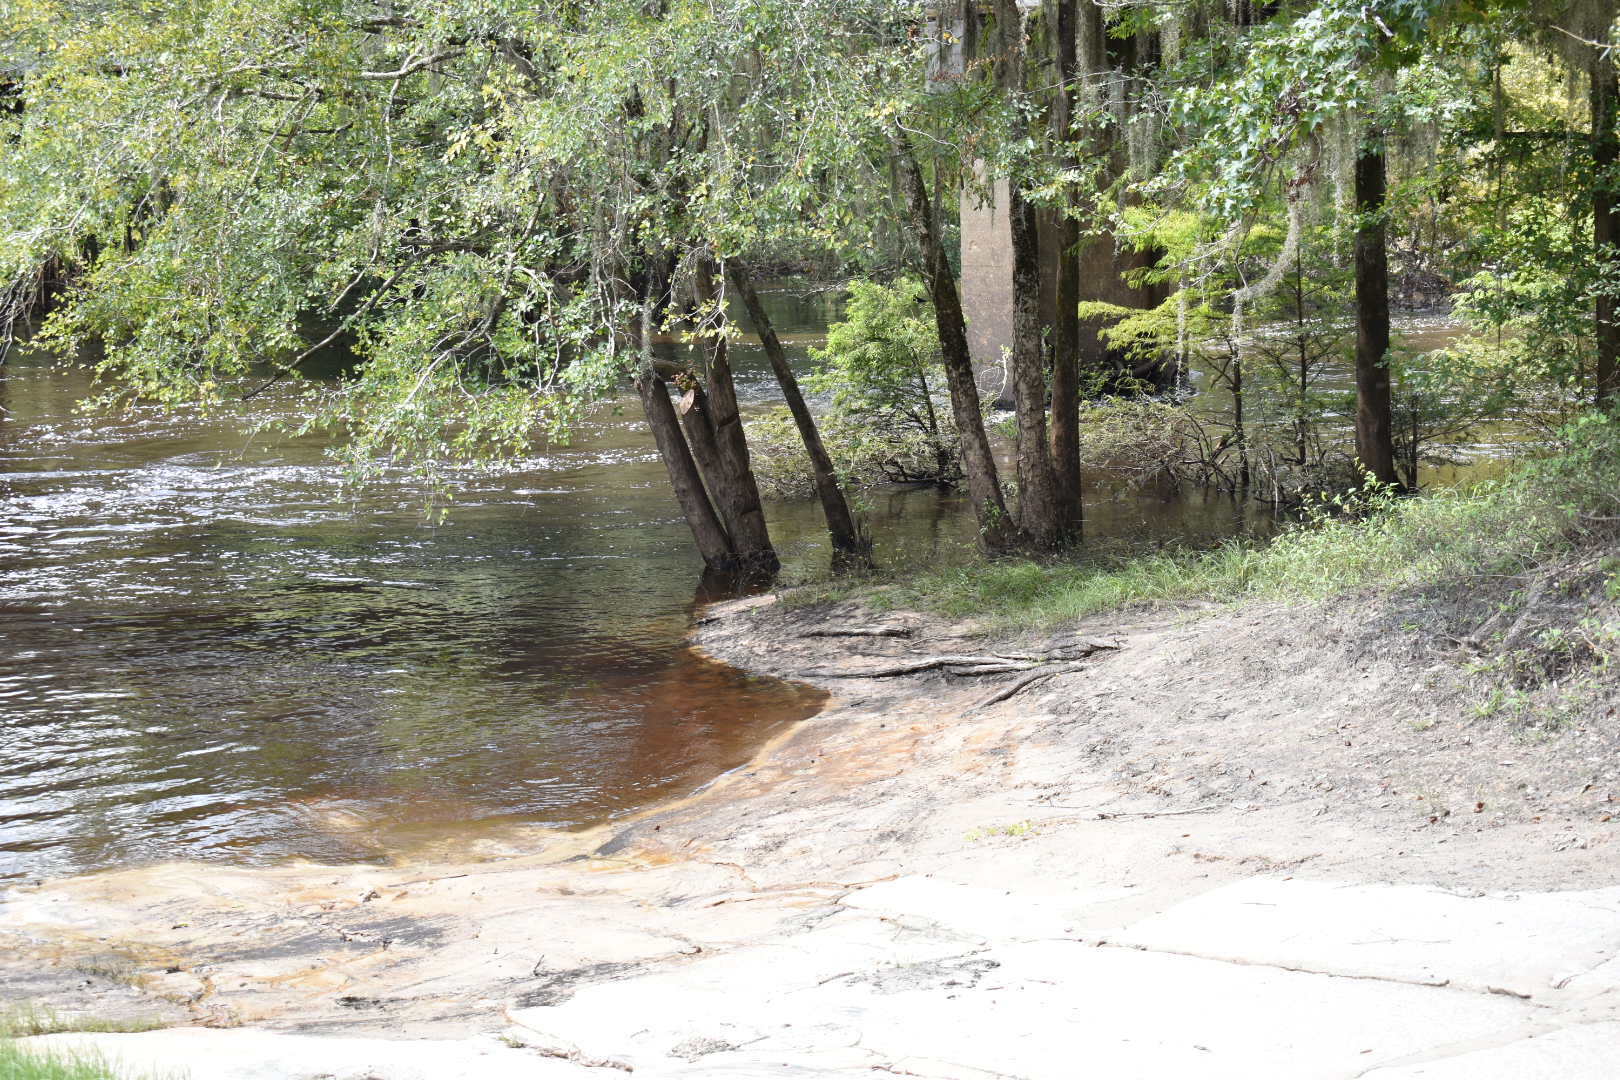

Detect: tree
728,260,869,561
0,0,917,574
896,138,1022,553
1043,0,1090,533
1354,133,1401,486
989,0,1065,549
808,276,958,486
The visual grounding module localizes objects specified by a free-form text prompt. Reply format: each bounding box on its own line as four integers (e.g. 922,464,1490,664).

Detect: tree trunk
897,137,1020,554
1048,0,1083,533
1294,257,1309,465
675,379,728,504
1230,344,1250,492
727,259,870,562
1008,185,1065,548
637,373,736,570
629,269,738,572
1353,138,1399,487
992,0,1062,548
1593,60,1620,407
690,259,778,573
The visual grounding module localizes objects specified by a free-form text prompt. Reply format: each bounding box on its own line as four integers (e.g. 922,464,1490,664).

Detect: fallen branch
1499,577,1553,650
806,642,1116,681
1095,803,1221,820
1463,576,1546,652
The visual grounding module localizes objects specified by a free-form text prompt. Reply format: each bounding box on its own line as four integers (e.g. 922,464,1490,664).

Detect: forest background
3,0,1620,585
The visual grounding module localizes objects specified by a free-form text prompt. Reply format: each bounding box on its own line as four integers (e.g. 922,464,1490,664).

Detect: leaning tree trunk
1048,0,1084,534
897,137,1021,554
675,379,732,510
1594,59,1620,407
690,259,778,574
1353,137,1399,487
638,374,737,571
676,376,779,577
630,273,737,572
727,259,870,562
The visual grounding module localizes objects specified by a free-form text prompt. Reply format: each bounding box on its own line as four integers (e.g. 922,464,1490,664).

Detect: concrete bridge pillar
959,167,1017,409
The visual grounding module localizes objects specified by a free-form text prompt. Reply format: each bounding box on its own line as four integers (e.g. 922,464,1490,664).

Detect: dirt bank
4,591,1620,1075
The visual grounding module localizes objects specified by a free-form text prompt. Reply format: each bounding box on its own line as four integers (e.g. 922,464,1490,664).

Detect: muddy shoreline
5,592,1620,1075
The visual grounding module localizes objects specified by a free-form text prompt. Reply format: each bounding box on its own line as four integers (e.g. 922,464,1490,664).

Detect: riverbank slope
6,577,1620,1077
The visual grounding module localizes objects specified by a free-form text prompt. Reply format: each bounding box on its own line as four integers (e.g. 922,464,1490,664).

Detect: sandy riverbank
6,592,1620,1076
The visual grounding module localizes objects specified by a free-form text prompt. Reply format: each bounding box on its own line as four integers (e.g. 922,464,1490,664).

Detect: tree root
1463,576,1550,652
805,640,1119,683
949,662,1041,676
800,626,913,639
807,655,1036,678
970,664,1082,711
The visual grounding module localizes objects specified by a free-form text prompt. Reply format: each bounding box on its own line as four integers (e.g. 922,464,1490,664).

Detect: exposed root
800,626,913,639
805,655,1039,678
948,662,1042,676
970,664,1082,711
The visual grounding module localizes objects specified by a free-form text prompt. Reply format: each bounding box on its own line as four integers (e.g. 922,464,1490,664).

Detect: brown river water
0,290,1463,884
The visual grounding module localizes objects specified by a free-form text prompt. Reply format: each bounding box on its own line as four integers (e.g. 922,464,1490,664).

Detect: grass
0,1004,172,1080
0,1040,142,1080
0,1005,162,1041
866,413,1620,631
964,820,1039,842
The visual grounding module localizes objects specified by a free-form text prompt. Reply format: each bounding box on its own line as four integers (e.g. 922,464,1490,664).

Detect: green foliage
0,0,927,480
803,277,960,487
810,278,940,425
746,275,966,500
1386,350,1514,488
747,405,959,498
4,0,1614,550
1075,397,1201,486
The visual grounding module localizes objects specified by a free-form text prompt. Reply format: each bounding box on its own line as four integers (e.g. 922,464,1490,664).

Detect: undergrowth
853,412,1620,631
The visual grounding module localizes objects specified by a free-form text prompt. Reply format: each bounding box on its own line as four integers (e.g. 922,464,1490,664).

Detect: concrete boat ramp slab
24,874,1620,1078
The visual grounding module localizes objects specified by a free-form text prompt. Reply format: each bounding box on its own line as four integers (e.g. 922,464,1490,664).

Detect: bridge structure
928,2,1174,407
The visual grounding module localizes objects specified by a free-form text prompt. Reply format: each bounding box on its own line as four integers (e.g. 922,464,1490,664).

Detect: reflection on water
0,311,848,882
0,283,1285,883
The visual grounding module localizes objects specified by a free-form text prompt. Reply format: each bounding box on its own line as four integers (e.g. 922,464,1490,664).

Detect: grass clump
1,1040,130,1080
0,1005,162,1041
0,1004,172,1080
0,1041,182,1080
889,412,1620,630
